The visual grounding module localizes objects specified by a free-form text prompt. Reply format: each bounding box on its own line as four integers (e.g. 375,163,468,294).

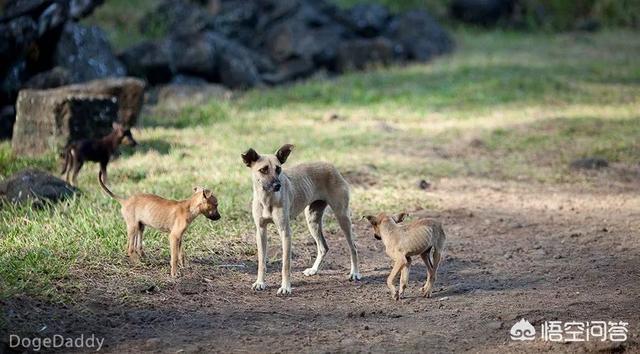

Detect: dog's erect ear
392,212,408,223
363,215,378,225
241,148,260,167
112,122,123,130
202,189,212,198
193,186,201,193
275,144,294,164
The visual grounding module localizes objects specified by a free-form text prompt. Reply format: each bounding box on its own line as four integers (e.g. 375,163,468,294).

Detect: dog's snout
273,182,281,191
207,210,221,221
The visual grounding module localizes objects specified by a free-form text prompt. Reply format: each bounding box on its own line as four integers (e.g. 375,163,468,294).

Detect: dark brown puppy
98,171,221,277
61,122,137,186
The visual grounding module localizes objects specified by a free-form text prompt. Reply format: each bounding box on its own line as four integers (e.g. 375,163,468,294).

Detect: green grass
1,29,639,300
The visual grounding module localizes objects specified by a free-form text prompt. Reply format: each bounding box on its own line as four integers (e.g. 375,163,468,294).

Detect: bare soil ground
3,172,639,353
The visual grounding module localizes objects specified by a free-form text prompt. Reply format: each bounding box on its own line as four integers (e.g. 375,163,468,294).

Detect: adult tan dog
242,144,361,295
98,171,221,277
364,212,446,300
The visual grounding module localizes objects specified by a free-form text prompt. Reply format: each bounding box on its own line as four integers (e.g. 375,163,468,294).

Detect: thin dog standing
241,144,361,295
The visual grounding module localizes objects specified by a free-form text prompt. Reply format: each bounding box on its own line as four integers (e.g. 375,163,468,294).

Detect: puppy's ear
193,186,201,193
202,189,212,198
241,148,260,167
275,144,294,164
112,122,122,130
363,215,378,225
392,212,408,223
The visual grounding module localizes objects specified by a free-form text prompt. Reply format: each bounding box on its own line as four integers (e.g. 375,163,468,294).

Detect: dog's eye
275,166,281,174
259,166,268,174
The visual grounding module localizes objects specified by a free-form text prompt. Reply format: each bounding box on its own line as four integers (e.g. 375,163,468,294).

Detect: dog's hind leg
135,224,145,259
70,155,83,187
126,223,140,263
333,204,361,281
399,257,412,299
303,200,328,276
421,247,440,298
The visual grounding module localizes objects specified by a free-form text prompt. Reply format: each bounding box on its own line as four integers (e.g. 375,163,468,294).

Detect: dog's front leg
169,227,186,278
274,211,292,295
252,224,268,291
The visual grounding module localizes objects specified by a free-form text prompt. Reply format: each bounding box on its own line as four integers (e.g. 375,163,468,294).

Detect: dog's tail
98,170,124,201
60,145,73,174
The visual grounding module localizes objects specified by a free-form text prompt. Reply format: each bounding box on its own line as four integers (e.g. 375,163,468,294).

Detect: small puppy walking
61,122,137,186
98,171,221,277
242,144,360,295
364,212,446,300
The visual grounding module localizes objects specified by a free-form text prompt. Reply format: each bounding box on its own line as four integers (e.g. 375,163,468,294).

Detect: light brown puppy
98,171,221,277
364,212,446,300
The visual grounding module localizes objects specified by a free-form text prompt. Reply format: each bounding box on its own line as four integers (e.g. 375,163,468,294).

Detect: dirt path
4,177,639,353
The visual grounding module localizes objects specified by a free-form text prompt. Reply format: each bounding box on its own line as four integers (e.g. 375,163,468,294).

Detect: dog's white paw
348,272,362,281
276,284,292,296
303,267,318,276
252,281,266,291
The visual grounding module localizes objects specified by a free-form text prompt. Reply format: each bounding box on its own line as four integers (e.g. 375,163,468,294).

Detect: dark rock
170,74,209,86
11,87,118,156
219,47,261,89
1,0,53,20
0,169,78,205
119,40,173,85
53,22,126,83
450,0,516,26
169,31,220,80
418,179,431,190
22,66,71,89
1,60,29,103
336,37,394,72
68,0,105,20
0,105,16,140
0,16,38,72
386,10,454,61
211,0,258,44
570,157,609,170
140,0,213,37
334,3,389,38
263,18,344,67
262,57,314,85
36,1,68,36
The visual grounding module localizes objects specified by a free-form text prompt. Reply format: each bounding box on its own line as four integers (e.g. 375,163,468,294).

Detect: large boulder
386,10,454,61
262,18,344,67
22,66,71,89
336,37,394,72
334,3,389,38
11,88,118,156
53,22,126,83
139,0,213,37
169,31,220,80
118,40,173,85
63,77,145,127
262,57,314,85
0,105,16,140
167,31,266,88
0,169,78,205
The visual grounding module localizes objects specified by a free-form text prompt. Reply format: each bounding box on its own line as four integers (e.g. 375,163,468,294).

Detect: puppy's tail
98,170,123,201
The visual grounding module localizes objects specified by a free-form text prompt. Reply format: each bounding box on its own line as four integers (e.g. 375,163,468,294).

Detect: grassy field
1,29,639,304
